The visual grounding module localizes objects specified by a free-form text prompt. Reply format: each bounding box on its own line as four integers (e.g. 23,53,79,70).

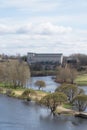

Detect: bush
22,89,35,96
0,88,3,93
6,89,15,97
21,89,36,101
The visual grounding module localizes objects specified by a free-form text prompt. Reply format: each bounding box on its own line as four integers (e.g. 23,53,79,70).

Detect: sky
0,0,87,56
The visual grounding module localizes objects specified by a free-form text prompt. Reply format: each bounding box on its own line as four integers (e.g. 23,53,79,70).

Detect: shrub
6,89,15,97
21,89,36,101
0,88,3,93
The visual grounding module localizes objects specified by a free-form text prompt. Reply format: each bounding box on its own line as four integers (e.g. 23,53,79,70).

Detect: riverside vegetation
1,83,87,116
0,59,87,117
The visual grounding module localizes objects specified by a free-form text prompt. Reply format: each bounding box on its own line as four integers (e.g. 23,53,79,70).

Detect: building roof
28,52,63,56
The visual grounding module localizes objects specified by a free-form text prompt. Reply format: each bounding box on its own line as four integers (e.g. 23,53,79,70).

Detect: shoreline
0,86,87,118
0,86,48,101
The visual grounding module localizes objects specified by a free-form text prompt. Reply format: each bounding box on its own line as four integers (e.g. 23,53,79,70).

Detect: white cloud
0,21,86,55
33,22,72,35
0,0,87,55
0,22,86,55
0,24,13,34
0,22,72,35
16,23,33,34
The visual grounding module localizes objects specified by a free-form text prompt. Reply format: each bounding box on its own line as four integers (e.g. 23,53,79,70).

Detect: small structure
65,57,79,68
66,58,78,64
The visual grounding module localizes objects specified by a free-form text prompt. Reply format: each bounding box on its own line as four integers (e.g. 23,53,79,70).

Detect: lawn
75,74,87,86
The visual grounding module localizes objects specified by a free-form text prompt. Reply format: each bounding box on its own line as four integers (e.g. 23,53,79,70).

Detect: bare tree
68,68,77,84
56,67,70,83
9,60,30,88
0,60,30,88
56,67,77,84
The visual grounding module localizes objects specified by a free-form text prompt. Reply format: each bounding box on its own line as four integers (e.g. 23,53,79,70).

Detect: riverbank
31,70,56,76
56,106,87,118
0,86,74,115
55,73,87,86
0,86,87,118
0,87,48,101
56,106,75,115
0,86,77,116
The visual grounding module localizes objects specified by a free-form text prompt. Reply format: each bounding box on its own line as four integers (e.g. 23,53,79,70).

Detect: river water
0,76,87,130
27,76,87,94
0,95,87,130
27,76,59,92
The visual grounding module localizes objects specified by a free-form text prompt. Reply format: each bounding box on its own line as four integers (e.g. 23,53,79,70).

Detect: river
0,95,87,130
0,76,87,130
27,76,59,92
27,76,87,94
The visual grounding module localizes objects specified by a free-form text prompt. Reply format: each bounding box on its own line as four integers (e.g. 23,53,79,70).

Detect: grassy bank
0,86,48,101
0,86,82,116
31,70,56,76
75,74,87,86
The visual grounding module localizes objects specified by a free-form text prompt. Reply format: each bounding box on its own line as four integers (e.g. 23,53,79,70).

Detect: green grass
0,83,15,88
63,103,73,109
0,83,5,87
75,74,87,86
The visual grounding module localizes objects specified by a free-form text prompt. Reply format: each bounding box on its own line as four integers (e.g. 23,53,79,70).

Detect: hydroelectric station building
27,52,63,70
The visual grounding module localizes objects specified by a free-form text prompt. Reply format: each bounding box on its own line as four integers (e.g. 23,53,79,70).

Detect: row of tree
40,84,87,115
65,54,87,71
0,60,30,88
56,84,87,112
70,54,87,66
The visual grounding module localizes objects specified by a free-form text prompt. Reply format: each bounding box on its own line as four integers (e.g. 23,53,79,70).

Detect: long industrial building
27,52,63,64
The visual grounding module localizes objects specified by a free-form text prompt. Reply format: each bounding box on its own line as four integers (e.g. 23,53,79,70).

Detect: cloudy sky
0,0,87,56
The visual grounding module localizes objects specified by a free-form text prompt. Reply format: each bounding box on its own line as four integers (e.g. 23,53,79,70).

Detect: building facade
27,52,63,65
27,52,63,70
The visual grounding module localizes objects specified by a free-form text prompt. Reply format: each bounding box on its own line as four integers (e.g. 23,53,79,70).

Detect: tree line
56,66,77,84
40,84,87,115
0,60,30,88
